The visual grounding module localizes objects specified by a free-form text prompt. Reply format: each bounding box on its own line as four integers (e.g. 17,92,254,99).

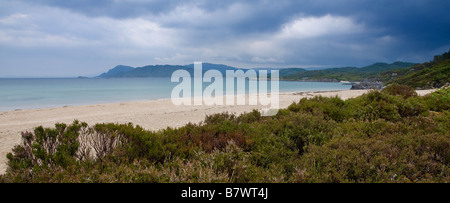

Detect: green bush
288,96,346,121
382,84,418,99
422,87,450,111
294,130,450,183
345,90,428,121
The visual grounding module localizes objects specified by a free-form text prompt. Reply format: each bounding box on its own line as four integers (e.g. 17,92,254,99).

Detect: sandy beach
0,89,435,174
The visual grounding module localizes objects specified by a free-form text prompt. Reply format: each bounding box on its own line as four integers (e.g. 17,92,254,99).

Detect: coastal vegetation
380,50,450,89
1,85,449,183
280,50,450,87
280,62,415,82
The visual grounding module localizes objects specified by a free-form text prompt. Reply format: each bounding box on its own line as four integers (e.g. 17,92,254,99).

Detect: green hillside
382,50,450,89
97,63,242,78
279,68,308,77
281,62,415,82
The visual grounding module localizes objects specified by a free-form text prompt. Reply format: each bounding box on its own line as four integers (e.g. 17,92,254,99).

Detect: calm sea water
0,78,350,111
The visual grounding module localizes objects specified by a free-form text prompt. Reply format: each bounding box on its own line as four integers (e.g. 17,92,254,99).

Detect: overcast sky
1,0,449,77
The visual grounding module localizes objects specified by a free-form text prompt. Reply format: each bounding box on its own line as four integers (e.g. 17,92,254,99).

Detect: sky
0,0,449,77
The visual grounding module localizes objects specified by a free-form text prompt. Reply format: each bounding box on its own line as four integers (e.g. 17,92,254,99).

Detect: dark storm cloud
0,0,449,77
27,0,450,47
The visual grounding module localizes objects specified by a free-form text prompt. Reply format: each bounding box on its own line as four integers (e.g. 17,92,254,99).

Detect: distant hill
97,63,244,78
97,65,134,78
380,50,450,89
97,61,417,82
279,68,308,77
280,62,415,82
183,63,239,71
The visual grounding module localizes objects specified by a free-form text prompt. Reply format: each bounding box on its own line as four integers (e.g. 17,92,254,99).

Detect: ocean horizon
0,78,351,111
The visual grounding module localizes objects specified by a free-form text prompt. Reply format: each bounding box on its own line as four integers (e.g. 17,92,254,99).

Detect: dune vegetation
1,85,449,183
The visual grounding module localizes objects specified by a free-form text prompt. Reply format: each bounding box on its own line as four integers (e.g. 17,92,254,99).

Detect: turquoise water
0,78,350,111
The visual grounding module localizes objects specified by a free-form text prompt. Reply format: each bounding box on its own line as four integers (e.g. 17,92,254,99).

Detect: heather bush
382,84,418,99
288,96,346,121
294,129,450,183
422,87,450,111
344,90,428,121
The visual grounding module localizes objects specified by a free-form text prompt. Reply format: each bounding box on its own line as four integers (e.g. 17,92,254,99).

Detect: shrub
422,87,450,111
345,91,403,121
382,84,417,99
6,121,87,172
294,131,450,183
345,90,428,121
204,112,236,125
288,96,346,121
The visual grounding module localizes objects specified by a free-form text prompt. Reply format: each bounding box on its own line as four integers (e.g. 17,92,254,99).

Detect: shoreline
0,89,434,174
0,78,352,112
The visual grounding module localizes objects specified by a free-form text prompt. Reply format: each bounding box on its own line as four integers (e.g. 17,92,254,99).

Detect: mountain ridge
279,61,416,82
97,61,416,81
97,63,245,78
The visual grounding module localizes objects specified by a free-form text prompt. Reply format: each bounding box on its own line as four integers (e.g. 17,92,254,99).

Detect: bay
0,78,350,111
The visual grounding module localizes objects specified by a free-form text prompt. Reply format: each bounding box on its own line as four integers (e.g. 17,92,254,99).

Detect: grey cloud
0,0,449,77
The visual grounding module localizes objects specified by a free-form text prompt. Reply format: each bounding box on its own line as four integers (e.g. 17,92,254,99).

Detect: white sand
0,89,434,174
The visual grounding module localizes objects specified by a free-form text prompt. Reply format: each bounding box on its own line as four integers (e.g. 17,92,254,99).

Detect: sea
0,78,351,111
